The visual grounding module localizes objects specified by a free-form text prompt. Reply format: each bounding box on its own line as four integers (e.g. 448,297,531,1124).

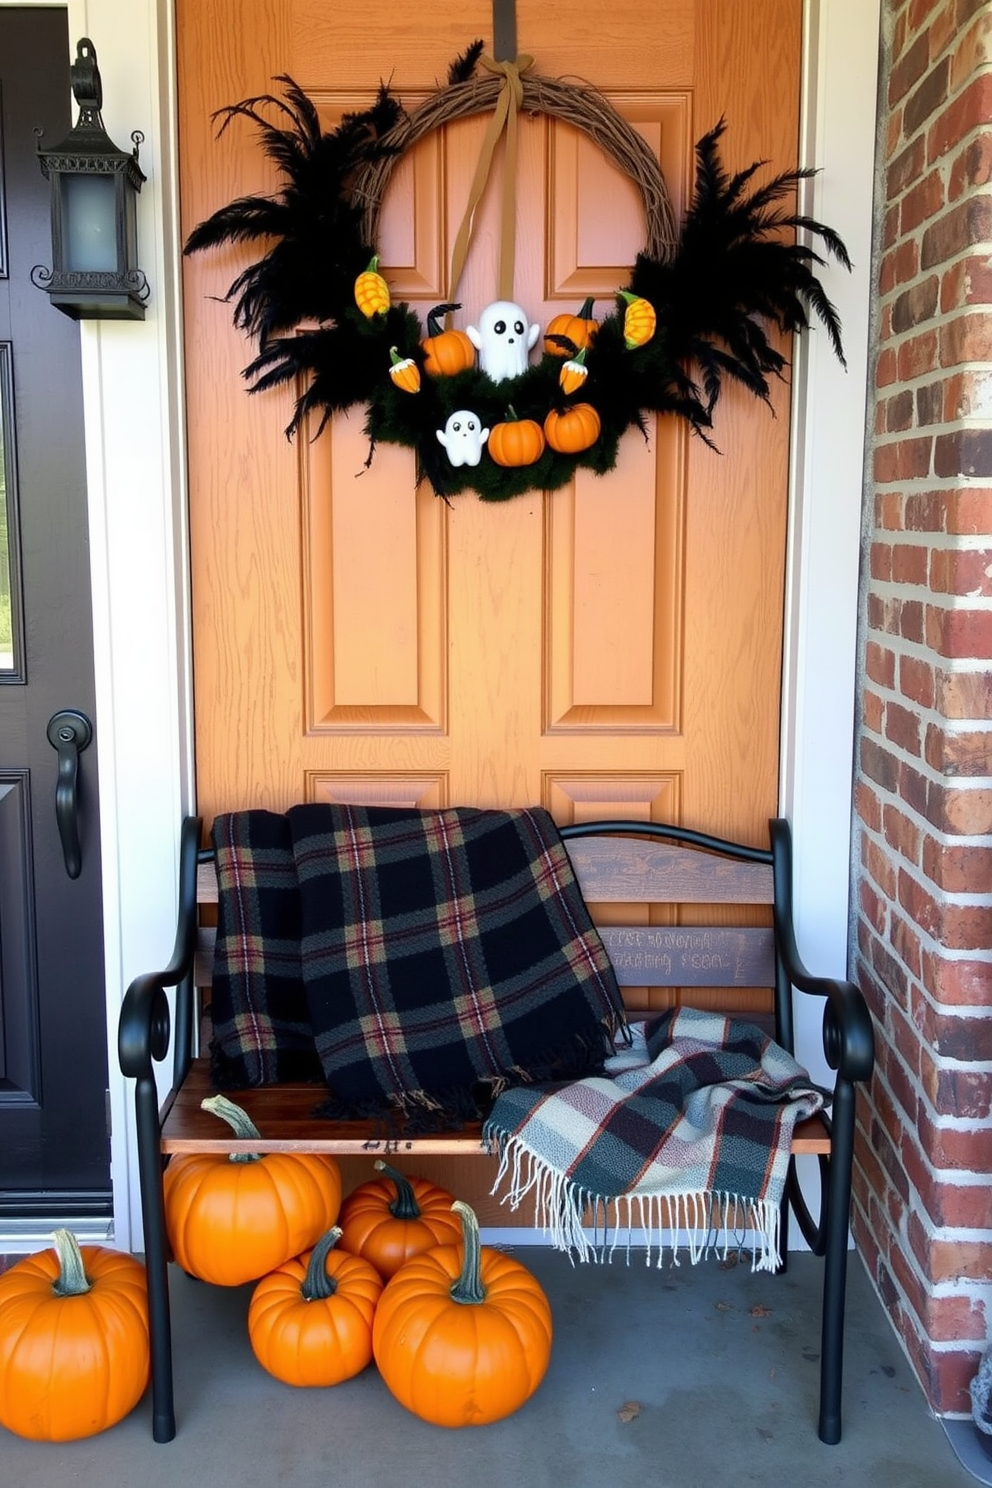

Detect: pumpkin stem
578,296,595,317
374,1159,423,1221
448,1200,487,1305
300,1227,344,1301
51,1228,92,1297
201,1094,262,1164
427,302,461,337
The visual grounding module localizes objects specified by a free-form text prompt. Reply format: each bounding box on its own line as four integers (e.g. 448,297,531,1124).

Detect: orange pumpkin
337,1160,462,1279
544,296,598,356
544,402,602,454
421,303,476,377
372,1200,553,1427
248,1227,383,1387
488,407,546,467
0,1229,150,1441
163,1095,342,1286
558,346,589,396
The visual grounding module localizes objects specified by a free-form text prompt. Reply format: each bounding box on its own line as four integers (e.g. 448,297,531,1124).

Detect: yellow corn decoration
559,346,589,396
619,290,656,349
355,255,390,317
388,346,421,394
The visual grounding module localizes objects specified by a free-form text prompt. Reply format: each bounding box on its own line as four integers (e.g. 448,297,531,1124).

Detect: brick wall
853,0,992,1417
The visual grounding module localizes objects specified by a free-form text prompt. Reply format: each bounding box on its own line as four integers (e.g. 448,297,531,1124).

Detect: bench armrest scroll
118,816,203,1080
769,817,874,1086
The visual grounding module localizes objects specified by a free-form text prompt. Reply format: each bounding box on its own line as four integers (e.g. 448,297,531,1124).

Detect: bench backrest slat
567,838,773,904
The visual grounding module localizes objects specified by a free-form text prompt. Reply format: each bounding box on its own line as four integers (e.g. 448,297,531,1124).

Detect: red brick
922,834,992,891
921,196,992,269
950,134,992,201
876,346,898,388
924,722,992,777
886,699,923,755
891,911,924,978
936,667,992,718
934,429,992,478
915,379,944,425
906,59,952,141
863,689,885,733
892,275,941,334
923,1056,992,1120
901,600,925,643
929,547,992,597
891,542,930,584
946,489,992,533
899,867,943,938
923,1176,992,1228
926,74,992,162
884,802,923,862
885,389,915,431
888,135,927,199
870,541,893,581
916,1232,992,1286
857,781,884,832
940,314,992,366
864,923,912,1007
900,654,935,708
920,950,992,1006
927,779,992,836
859,876,889,936
916,1002,992,1062
866,641,897,689
904,488,949,532
897,333,940,383
925,605,992,661
889,28,932,108
927,1348,986,1414
884,202,901,251
865,834,899,898
949,11,992,94
944,373,992,422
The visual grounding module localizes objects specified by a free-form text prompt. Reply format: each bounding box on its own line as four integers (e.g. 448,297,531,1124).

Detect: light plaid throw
483,1006,826,1270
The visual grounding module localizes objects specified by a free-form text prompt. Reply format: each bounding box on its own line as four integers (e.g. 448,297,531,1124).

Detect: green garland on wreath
184,43,851,502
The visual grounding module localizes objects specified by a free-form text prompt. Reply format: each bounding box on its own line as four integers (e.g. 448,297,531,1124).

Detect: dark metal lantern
32,37,148,320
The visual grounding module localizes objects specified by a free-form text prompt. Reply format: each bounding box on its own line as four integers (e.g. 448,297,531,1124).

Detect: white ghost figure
467,300,541,382
436,410,490,467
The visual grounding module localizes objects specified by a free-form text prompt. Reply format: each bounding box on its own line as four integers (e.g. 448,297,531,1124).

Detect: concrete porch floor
0,1244,986,1487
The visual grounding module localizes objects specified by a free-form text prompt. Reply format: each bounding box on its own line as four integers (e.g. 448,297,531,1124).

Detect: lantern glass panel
63,172,117,272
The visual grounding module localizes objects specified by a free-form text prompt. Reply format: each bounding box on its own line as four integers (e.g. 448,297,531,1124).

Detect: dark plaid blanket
483,1007,825,1269
210,805,628,1122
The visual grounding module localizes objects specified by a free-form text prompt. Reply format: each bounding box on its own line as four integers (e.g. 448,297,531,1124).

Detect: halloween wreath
185,42,850,502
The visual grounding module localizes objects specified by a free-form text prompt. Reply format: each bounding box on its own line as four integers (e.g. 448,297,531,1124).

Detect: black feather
448,40,484,84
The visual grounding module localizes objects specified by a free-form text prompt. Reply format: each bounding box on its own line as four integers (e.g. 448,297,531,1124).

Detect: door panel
0,8,109,1213
178,0,800,1220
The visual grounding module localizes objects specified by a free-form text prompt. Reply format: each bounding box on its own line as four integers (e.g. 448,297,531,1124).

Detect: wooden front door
0,8,110,1219
177,0,800,844
178,0,801,1222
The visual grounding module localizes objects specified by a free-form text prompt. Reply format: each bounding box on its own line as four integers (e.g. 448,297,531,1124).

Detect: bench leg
135,1074,176,1442
818,1079,857,1445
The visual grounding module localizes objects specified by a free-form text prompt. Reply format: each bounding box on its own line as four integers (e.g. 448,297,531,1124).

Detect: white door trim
0,0,880,1250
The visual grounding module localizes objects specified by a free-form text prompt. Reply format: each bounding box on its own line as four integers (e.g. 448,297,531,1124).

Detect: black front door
0,7,110,1222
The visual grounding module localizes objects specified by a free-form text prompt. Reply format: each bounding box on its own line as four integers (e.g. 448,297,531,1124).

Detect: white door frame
0,0,880,1251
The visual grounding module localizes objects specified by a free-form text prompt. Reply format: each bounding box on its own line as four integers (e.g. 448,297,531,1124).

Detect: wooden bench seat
118,813,874,1448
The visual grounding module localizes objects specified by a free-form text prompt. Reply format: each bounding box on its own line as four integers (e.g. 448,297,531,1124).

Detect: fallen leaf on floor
768,1366,777,1381
714,1300,734,1311
617,1401,641,1423
719,1253,740,1270
881,1364,895,1377
750,1304,771,1318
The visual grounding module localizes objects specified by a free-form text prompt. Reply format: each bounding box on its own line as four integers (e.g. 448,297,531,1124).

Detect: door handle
46,709,93,880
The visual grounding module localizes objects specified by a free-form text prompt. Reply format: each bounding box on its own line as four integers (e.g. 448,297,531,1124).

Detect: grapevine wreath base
185,42,850,502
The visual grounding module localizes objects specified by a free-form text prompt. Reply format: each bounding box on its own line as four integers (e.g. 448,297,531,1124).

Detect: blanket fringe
488,1132,784,1272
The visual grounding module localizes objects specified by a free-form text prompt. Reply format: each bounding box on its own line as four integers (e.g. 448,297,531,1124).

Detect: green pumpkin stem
51,1228,92,1297
449,1200,487,1306
201,1093,262,1164
577,296,595,318
300,1227,343,1301
374,1159,423,1220
427,302,461,338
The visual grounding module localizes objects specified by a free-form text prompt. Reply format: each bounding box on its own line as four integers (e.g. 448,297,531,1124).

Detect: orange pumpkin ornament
558,346,589,396
488,407,546,467
354,254,390,317
163,1094,342,1286
247,1227,383,1387
0,1229,150,1441
388,346,421,394
544,402,602,454
372,1200,553,1428
421,303,476,377
337,1160,462,1279
544,296,598,356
